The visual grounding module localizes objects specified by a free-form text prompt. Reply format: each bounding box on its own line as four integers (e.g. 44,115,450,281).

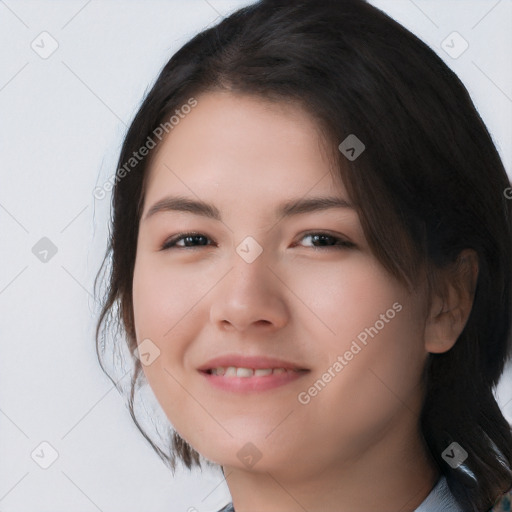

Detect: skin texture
132,91,478,512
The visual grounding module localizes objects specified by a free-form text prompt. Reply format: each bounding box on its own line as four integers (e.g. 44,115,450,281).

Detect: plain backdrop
1,1,511,511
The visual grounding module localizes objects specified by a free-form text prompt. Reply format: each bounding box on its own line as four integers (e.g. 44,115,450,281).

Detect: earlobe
424,249,479,354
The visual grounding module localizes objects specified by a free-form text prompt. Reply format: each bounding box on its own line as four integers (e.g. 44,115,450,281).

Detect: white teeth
254,368,273,377
210,366,296,377
224,366,237,377
236,367,253,377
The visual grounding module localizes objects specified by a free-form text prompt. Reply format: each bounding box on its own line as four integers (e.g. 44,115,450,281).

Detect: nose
209,251,290,333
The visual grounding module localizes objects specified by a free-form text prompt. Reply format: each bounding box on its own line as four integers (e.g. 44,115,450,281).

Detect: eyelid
160,231,213,250
159,230,355,250
294,229,355,248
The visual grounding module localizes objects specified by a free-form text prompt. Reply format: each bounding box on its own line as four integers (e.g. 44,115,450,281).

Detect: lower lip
199,370,310,392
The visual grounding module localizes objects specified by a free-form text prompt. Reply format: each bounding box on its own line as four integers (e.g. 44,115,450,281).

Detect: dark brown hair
94,0,512,509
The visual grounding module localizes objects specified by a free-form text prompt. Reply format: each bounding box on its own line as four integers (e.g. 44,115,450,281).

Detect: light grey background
1,1,511,511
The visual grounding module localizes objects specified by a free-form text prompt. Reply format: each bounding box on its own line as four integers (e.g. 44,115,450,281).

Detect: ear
424,249,479,354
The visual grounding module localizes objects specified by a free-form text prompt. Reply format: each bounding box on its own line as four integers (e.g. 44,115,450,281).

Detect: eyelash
160,231,355,251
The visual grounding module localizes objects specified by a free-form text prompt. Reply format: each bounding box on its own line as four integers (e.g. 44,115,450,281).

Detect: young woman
94,0,512,510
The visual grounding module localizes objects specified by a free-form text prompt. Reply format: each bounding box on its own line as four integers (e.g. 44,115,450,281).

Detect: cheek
292,257,426,418
132,259,199,430
132,255,204,342
131,258,192,387
289,255,408,350
295,308,427,465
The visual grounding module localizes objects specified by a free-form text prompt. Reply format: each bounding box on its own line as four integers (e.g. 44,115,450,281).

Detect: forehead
143,91,346,209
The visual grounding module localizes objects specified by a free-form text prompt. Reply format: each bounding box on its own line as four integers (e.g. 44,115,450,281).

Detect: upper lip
198,354,309,371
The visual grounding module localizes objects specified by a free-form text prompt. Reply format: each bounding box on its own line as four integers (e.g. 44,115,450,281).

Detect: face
132,91,430,476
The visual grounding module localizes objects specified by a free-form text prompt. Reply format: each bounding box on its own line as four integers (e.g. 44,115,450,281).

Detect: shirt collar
218,474,464,512
414,475,464,512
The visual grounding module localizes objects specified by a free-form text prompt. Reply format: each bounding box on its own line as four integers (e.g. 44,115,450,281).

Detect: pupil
186,235,207,246
313,234,332,246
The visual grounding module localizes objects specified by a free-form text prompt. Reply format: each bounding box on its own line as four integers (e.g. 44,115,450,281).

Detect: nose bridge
210,239,288,330
223,232,272,289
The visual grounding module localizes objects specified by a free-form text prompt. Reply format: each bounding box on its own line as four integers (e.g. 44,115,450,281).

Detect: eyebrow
142,194,355,222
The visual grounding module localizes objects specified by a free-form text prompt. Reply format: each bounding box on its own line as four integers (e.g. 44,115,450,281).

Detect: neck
222,411,440,512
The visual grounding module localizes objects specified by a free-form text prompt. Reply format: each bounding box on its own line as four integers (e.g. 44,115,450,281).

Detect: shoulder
212,489,512,512
488,488,512,512
216,503,234,512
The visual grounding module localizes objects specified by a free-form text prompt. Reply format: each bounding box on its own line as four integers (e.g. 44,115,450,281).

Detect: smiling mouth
203,367,309,377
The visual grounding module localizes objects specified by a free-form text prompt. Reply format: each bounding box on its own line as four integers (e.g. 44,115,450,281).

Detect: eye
160,231,355,251
160,232,214,250
297,231,355,250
